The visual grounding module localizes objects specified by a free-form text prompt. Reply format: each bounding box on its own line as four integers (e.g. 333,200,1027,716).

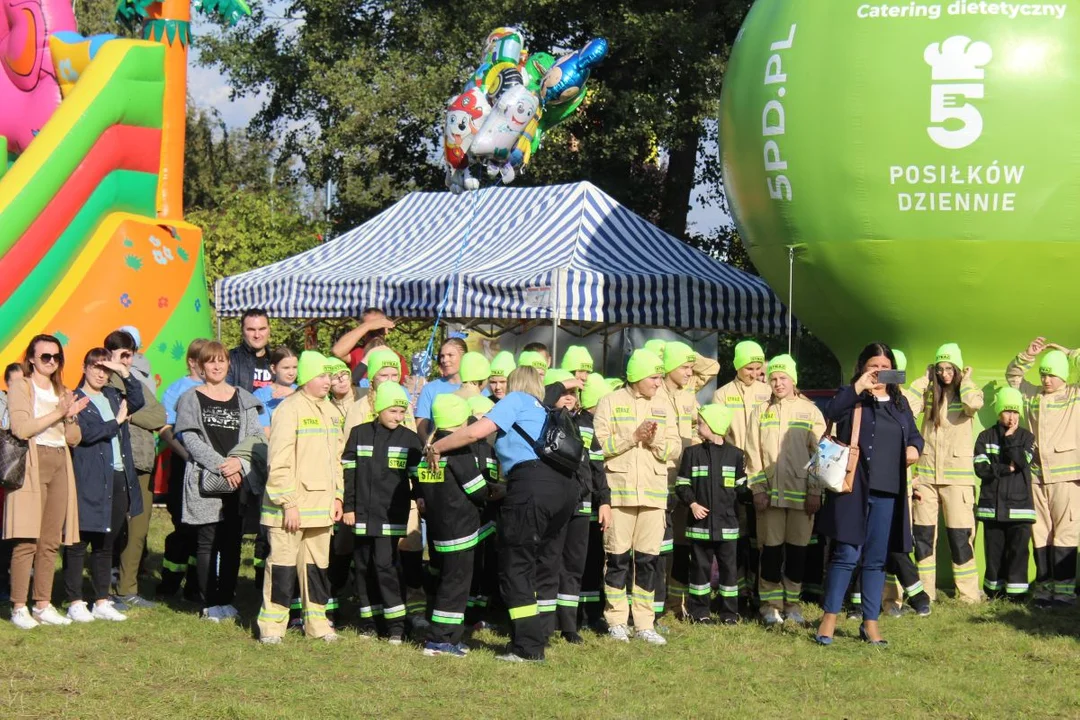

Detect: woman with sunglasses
64,347,146,622
4,335,90,629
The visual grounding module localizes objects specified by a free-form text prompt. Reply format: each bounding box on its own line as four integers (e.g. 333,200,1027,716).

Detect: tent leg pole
551,318,559,361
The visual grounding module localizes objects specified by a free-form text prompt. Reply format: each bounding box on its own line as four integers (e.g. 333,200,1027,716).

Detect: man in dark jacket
225,309,272,393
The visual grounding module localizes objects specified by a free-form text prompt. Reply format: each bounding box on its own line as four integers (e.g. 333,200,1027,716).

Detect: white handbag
808,408,862,494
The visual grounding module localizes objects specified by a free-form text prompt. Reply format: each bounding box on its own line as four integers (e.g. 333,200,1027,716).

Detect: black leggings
195,493,243,610
64,472,129,603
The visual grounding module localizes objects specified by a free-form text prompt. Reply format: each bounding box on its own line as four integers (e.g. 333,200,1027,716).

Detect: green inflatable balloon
720,0,1080,388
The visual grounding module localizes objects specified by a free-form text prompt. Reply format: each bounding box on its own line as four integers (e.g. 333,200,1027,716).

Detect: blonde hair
508,366,544,401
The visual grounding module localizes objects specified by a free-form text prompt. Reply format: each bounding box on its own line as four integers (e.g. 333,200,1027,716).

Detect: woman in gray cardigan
174,341,263,622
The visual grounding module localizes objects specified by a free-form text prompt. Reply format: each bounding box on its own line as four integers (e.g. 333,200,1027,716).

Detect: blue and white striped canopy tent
216,181,791,334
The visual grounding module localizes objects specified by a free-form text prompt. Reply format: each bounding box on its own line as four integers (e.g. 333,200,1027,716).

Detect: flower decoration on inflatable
443,27,607,194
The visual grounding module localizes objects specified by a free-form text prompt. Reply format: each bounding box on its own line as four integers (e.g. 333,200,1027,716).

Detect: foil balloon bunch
443,27,607,194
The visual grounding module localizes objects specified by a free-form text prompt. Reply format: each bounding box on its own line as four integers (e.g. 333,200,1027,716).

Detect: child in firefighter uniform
675,404,745,625
713,340,771,606
745,354,826,627
578,373,615,630
341,382,423,641
1007,339,1080,607
655,341,719,620
974,387,1036,601
258,352,344,643
542,370,611,644
415,395,492,657
343,349,425,626
594,349,678,645
909,343,984,603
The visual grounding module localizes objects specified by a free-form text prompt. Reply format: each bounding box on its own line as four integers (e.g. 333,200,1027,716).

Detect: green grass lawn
3,509,1080,719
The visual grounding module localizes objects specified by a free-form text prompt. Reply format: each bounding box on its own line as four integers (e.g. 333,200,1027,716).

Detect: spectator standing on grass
5,335,89,630
105,330,166,610
713,340,770,608
416,394,493,657
909,343,984,603
258,352,343,644
157,339,207,599
175,341,264,623
675,404,745,625
744,355,826,628
416,338,467,439
342,381,422,643
815,343,923,647
427,366,577,662
593,349,677,646
654,341,719,622
974,387,1037,601
1006,337,1080,608
226,309,273,393
64,347,145,623
544,370,611,645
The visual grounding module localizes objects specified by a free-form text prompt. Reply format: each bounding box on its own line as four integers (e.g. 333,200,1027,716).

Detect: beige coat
2,377,81,544
594,386,679,509
712,378,772,451
1007,350,1080,483
745,394,826,510
262,391,344,528
910,374,983,486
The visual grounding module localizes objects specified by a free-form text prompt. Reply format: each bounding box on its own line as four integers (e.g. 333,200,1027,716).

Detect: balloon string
415,187,482,395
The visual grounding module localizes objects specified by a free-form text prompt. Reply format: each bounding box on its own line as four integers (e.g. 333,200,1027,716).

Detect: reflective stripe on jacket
745,395,826,509
594,386,678,509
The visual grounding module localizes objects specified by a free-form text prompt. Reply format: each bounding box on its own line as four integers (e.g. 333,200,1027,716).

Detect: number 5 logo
924,36,993,150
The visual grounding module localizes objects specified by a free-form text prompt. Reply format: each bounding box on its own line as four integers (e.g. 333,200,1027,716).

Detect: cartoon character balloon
443,28,608,194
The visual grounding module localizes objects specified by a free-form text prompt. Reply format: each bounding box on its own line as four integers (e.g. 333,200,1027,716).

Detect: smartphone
877,370,906,385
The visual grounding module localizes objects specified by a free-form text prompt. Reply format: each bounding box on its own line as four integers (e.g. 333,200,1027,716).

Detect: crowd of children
3,323,1076,658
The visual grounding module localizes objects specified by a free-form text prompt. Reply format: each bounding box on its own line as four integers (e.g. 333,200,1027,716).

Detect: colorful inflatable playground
0,0,242,386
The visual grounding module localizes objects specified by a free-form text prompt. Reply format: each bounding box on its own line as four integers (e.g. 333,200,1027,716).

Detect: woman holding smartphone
815,343,923,647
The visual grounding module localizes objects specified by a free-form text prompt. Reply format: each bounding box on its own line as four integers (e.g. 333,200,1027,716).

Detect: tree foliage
198,0,752,237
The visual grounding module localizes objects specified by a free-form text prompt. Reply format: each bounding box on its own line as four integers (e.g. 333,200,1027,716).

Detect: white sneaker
608,624,631,643
320,632,340,643
636,628,668,646
784,608,806,626
217,604,240,620
259,635,282,645
11,607,39,630
202,606,223,623
67,602,96,623
761,608,783,627
33,604,73,626
92,601,128,622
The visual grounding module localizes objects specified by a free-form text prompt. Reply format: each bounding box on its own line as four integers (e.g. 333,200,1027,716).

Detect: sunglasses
37,353,63,364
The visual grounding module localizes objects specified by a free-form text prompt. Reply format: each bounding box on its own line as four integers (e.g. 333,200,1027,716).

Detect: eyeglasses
37,353,62,364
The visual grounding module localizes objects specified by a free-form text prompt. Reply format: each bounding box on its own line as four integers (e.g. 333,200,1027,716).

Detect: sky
187,18,733,238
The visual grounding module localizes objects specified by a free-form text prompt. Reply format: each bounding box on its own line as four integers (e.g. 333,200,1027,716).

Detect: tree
198,0,752,238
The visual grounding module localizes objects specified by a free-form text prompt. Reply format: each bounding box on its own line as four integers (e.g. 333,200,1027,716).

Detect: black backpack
514,406,585,475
